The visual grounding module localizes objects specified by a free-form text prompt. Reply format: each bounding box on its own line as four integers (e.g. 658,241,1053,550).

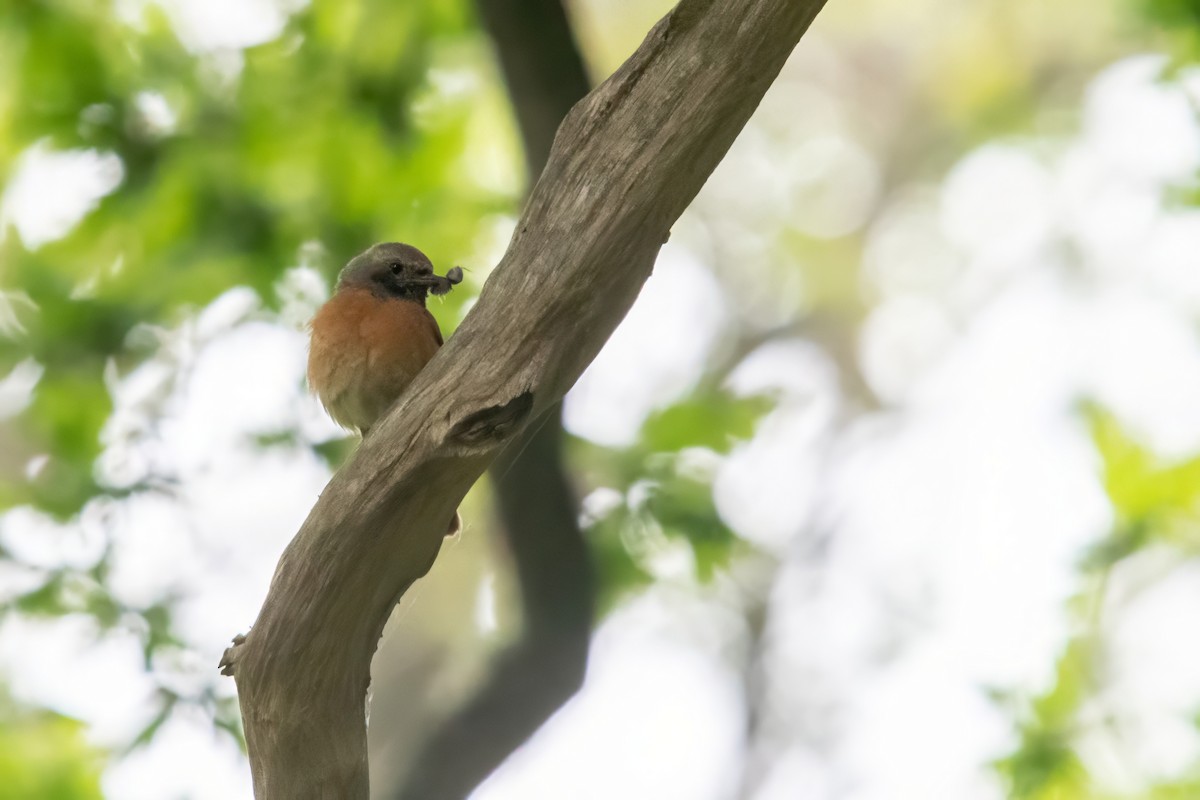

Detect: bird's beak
428,266,464,296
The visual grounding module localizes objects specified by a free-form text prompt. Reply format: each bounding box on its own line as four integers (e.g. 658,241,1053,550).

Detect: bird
307,242,464,534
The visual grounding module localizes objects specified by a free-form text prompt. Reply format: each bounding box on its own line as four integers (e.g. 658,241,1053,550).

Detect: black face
337,242,461,304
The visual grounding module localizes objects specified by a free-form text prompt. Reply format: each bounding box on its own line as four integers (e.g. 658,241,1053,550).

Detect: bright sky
3,4,1200,800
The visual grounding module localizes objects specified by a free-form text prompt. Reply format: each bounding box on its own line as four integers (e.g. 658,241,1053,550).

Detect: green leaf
1086,404,1200,528
640,391,772,455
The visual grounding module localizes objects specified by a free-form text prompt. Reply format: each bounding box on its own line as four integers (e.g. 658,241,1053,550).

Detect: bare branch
387,1,595,795
397,409,592,800
228,0,830,796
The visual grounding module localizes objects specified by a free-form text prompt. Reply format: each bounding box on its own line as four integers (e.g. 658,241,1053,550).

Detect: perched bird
308,242,463,532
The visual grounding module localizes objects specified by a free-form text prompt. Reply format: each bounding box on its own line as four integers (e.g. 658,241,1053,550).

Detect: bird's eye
389,262,402,275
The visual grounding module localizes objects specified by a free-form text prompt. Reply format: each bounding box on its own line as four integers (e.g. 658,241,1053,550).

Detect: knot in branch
447,392,534,448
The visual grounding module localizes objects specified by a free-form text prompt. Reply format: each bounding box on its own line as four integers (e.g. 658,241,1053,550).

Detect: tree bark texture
391,1,594,796
223,0,830,796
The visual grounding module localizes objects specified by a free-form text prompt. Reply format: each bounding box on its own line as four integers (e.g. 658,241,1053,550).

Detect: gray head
337,242,462,305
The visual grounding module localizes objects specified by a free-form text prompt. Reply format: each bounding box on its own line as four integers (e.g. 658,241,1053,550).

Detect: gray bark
222,0,829,795
390,1,594,796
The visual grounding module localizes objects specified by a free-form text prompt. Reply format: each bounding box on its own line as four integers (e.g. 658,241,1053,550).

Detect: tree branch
396,409,592,800
227,0,829,796
389,2,594,796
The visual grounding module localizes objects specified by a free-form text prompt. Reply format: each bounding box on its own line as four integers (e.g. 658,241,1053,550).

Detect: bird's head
338,242,463,305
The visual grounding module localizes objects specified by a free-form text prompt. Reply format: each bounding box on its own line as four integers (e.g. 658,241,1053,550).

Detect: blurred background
3,0,1200,798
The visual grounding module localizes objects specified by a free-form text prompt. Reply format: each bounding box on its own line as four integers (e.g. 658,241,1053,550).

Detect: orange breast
307,288,444,433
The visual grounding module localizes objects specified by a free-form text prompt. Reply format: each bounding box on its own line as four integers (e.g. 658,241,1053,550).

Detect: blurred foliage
1145,0,1200,29
640,389,771,454
996,637,1095,799
0,693,104,800
575,390,769,611
997,407,1200,799
0,0,763,776
6,560,183,668
991,1,1200,792
1138,0,1200,56
0,0,515,771
1086,406,1200,564
6,0,1200,795
1,0,508,519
